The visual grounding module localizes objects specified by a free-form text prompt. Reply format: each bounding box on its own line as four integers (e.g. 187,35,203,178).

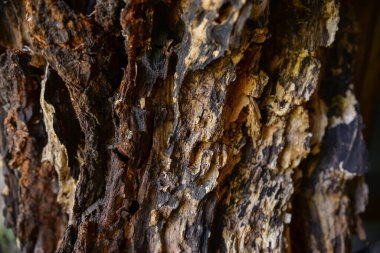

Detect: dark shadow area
353,0,380,251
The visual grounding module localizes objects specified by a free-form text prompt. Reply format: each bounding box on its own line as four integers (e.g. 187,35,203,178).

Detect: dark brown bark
0,52,67,252
0,0,370,252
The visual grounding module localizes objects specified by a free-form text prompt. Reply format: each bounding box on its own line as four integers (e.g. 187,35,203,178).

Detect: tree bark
0,0,369,252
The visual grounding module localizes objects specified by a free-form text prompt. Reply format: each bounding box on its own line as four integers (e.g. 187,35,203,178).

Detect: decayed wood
0,0,370,252
0,51,67,252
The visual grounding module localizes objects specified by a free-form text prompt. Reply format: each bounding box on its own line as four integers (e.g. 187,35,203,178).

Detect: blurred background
352,0,380,251
0,159,18,253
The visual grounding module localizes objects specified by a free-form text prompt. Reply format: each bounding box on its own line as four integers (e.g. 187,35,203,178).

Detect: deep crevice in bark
0,0,371,252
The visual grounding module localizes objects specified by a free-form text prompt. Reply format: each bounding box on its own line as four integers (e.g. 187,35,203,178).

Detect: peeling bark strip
0,0,369,253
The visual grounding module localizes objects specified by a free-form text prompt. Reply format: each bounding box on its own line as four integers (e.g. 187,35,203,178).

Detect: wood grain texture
0,0,370,252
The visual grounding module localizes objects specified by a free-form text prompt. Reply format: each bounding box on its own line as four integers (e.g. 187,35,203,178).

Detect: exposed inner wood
0,0,369,252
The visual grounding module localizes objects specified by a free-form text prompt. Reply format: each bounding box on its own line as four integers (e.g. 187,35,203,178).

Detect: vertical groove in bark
0,0,370,252
40,65,83,216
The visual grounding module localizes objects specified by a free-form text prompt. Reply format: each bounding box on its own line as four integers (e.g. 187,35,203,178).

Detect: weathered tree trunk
0,0,369,252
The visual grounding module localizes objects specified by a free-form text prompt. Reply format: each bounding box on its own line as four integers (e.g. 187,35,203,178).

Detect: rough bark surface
0,0,369,253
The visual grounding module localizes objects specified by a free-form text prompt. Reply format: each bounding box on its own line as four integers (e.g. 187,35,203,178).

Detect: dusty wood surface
0,0,370,252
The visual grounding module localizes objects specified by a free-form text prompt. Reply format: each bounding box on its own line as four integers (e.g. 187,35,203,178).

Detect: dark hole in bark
44,69,84,180
215,2,232,24
86,0,96,15
152,1,184,48
113,147,129,163
63,0,95,15
8,116,17,129
104,35,127,91
128,200,140,215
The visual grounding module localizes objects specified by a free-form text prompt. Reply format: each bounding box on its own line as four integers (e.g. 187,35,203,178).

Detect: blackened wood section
0,0,371,252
